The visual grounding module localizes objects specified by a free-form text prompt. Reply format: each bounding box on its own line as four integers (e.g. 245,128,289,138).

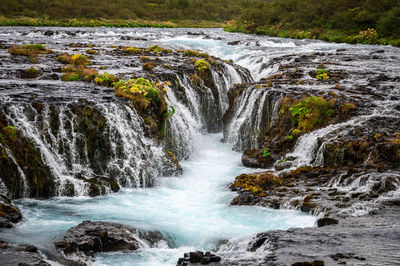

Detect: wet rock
55,221,168,257
0,241,50,266
227,41,240,46
317,217,339,227
0,194,22,229
177,251,221,265
292,261,324,266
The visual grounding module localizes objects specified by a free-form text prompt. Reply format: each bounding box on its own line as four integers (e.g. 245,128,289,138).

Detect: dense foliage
0,0,398,45
225,0,400,45
0,0,258,22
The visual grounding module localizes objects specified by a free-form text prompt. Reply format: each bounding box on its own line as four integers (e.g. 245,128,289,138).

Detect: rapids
1,27,398,265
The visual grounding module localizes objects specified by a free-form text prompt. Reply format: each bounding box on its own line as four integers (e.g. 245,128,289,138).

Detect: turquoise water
2,133,316,265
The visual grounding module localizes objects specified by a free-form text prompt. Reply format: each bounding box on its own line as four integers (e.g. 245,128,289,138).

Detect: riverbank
0,27,399,265
224,21,400,47
0,16,223,28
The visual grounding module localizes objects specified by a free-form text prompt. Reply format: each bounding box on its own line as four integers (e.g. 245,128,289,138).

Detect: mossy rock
23,67,39,79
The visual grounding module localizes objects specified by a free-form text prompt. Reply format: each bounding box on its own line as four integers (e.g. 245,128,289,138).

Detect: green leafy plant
316,69,329,80
94,72,118,86
262,148,271,158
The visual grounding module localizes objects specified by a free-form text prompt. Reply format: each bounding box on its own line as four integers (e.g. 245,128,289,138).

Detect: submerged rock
55,221,169,257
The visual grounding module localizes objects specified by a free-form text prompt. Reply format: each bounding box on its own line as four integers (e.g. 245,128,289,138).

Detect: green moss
8,43,52,62
61,72,80,81
194,59,210,71
145,45,165,53
86,49,98,55
142,62,155,71
56,53,92,66
24,67,39,79
123,46,142,54
231,172,283,196
184,49,209,58
113,78,162,103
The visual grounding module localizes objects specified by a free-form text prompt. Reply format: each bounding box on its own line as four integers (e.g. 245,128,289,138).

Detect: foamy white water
2,133,316,265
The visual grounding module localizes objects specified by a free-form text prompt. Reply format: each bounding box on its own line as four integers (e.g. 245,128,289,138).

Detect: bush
377,7,400,38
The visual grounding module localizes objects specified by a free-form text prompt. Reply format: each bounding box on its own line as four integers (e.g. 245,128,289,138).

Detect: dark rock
55,221,169,257
177,251,220,265
0,194,22,229
0,242,50,266
316,217,339,227
227,41,240,46
189,251,204,263
292,261,324,266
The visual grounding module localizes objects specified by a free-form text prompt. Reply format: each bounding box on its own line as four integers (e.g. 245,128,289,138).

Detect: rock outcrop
55,221,168,257
0,194,22,229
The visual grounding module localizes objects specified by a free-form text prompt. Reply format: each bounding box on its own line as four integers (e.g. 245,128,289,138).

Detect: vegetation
61,72,80,81
231,173,282,196
281,96,334,139
262,148,271,158
183,50,209,58
56,53,92,66
316,69,330,80
0,0,257,23
224,0,400,46
123,47,142,54
23,67,39,79
94,73,118,87
112,78,172,137
1,1,397,46
8,43,52,62
194,59,210,72
142,62,155,71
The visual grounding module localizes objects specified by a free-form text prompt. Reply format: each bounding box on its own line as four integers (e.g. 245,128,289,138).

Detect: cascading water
224,87,283,151
3,27,399,266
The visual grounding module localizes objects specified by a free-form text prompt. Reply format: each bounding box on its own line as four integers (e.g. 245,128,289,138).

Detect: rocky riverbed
0,27,399,265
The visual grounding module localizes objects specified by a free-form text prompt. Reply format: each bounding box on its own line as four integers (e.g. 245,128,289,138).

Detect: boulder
55,221,168,257
177,251,221,265
0,241,50,266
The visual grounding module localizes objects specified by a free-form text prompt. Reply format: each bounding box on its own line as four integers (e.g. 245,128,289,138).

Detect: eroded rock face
0,194,22,229
55,221,168,257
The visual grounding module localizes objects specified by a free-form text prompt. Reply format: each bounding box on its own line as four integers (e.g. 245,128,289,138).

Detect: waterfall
224,87,283,151
2,103,165,196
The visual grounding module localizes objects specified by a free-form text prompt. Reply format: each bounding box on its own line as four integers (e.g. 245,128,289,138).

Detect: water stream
1,133,315,265
1,27,398,265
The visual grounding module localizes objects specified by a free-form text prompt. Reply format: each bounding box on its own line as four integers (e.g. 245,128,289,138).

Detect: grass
224,20,400,47
0,16,224,28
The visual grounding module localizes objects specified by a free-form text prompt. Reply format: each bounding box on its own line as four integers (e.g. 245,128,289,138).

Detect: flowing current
1,27,398,265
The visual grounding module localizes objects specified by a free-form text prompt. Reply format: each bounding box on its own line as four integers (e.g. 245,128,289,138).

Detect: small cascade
2,102,165,197
224,87,283,151
164,63,250,159
282,114,377,171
